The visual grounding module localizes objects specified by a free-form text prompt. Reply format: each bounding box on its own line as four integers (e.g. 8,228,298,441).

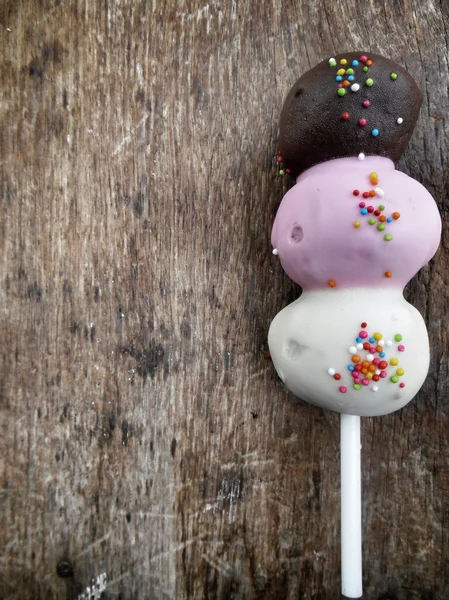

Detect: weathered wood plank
1,0,448,598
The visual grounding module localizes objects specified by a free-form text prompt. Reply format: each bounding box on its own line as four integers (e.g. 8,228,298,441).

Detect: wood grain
1,0,448,598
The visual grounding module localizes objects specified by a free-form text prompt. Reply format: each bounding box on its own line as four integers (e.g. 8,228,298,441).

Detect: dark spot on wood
121,342,165,380
121,420,133,446
55,453,60,462
249,275,256,292
62,89,68,107
223,350,234,385
108,412,116,430
133,192,144,216
56,560,73,578
149,440,154,452
126,512,131,523
27,282,42,301
28,58,45,78
251,411,258,419
128,234,137,257
254,571,266,592
135,88,145,104
48,111,65,136
298,557,314,597
312,469,321,503
90,325,96,342
59,404,69,424
1,178,14,206
115,181,148,218
130,263,139,285
70,322,79,335
99,411,117,444
94,286,100,302
62,279,72,299
27,41,65,79
180,320,191,340
170,437,177,458
42,42,64,64
192,77,207,108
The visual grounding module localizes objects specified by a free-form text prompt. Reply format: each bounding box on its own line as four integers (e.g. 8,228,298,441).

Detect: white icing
268,288,429,416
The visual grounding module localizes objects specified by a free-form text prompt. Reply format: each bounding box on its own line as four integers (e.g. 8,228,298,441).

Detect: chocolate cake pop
278,52,422,178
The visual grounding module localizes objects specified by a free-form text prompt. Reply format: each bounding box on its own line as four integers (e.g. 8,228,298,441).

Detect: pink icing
271,157,441,290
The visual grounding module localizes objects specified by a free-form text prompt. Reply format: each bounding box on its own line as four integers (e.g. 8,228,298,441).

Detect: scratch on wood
75,573,107,600
112,115,148,156
248,367,271,380
73,533,112,558
201,552,233,576
149,539,201,563
118,510,175,519
107,539,201,588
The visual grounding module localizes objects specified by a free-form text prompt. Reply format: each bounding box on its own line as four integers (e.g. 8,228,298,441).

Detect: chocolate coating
279,52,422,178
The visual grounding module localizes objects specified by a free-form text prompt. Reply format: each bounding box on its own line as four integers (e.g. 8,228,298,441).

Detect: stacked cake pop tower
269,52,441,417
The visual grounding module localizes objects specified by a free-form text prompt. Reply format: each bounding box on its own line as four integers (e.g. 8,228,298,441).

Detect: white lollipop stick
341,414,363,598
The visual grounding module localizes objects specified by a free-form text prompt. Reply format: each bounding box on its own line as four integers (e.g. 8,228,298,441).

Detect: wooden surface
1,1,448,598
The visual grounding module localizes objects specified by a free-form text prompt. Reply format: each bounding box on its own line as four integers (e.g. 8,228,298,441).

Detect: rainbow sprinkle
328,323,406,393
276,150,291,177
329,53,398,139
351,173,400,241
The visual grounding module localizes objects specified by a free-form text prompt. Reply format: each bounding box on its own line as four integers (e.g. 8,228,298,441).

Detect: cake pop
269,52,441,417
